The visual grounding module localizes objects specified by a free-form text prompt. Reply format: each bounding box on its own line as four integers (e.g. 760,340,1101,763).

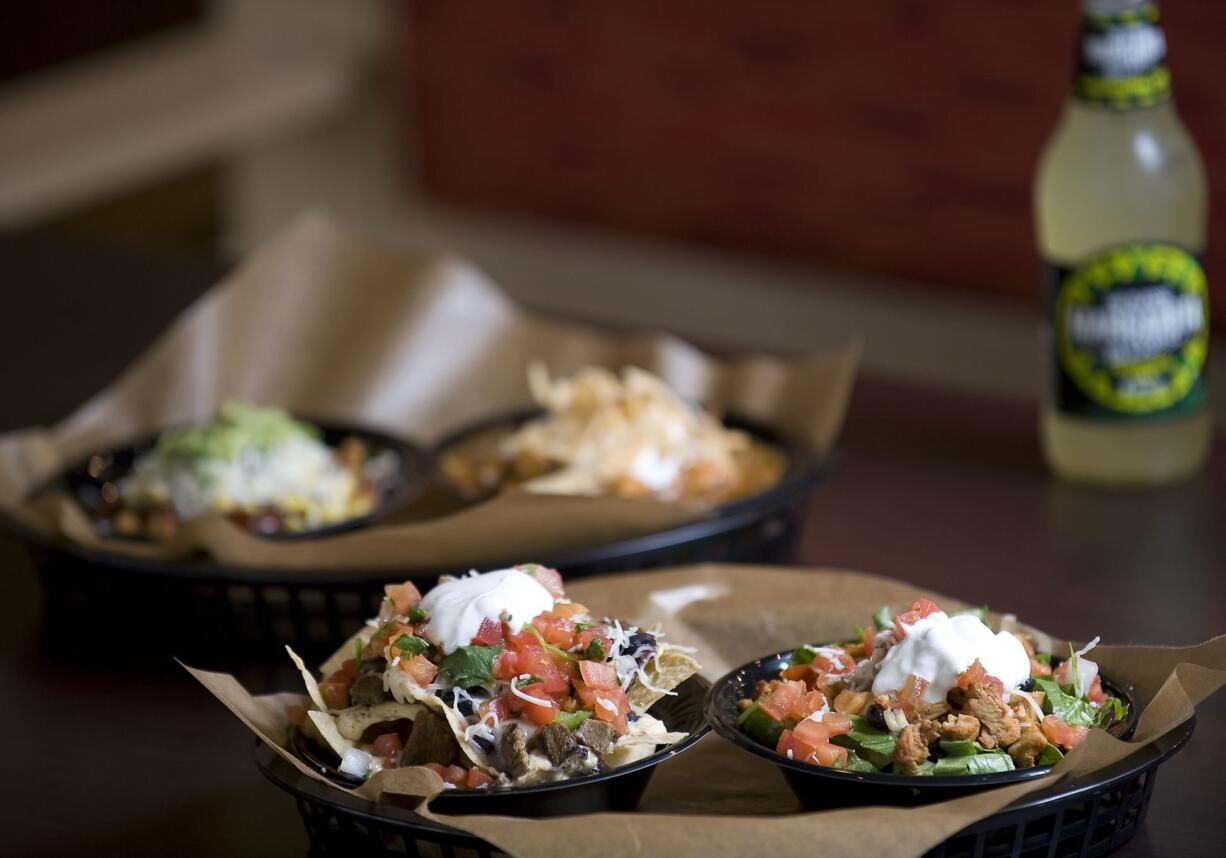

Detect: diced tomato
503,626,539,653
862,626,875,659
493,650,520,681
1088,674,1108,706
955,659,1004,696
1041,715,1089,750
758,679,806,722
465,768,494,789
578,659,618,689
334,659,360,682
893,598,941,638
577,681,629,733
1030,657,1053,677
1054,660,1073,685
793,713,851,746
781,663,812,682
516,563,565,598
508,681,560,726
791,690,829,721
318,680,351,710
423,762,468,787
480,696,512,724
516,645,572,694
371,732,403,765
384,582,422,615
776,728,848,768
552,601,589,619
369,622,415,655
895,673,930,717
398,654,438,687
814,742,849,767
577,627,612,659
471,617,504,646
532,611,577,649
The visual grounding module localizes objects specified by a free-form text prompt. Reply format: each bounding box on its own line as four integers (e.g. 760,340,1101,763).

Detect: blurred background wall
1,0,1222,405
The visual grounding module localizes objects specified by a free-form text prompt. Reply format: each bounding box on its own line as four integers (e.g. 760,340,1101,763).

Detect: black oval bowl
706,647,1140,808
432,407,821,515
46,420,429,542
266,673,710,818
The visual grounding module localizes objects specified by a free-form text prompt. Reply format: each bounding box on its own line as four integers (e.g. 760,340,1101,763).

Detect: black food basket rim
6,410,830,585
253,706,1194,846
255,674,712,826
705,645,1142,792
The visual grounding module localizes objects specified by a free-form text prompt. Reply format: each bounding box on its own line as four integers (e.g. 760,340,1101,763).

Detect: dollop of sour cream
420,568,554,654
872,612,1030,703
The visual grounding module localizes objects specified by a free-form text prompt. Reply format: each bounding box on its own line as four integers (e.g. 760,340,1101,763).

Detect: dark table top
0,232,1221,857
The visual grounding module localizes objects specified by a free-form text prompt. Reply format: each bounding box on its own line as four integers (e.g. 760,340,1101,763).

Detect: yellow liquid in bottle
1035,97,1210,485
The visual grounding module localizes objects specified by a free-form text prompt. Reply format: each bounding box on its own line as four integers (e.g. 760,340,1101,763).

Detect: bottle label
1046,243,1208,420
1073,2,1171,110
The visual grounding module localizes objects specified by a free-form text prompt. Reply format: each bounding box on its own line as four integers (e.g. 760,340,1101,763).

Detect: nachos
290,564,701,789
439,364,784,505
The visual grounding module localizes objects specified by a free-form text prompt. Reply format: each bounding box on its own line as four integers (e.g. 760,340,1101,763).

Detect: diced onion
339,748,373,778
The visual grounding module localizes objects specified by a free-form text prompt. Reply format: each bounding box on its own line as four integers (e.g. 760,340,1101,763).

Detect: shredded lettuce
933,752,1015,776
789,645,819,667
832,714,896,769
1033,676,1128,730
1037,743,1064,766
872,605,892,632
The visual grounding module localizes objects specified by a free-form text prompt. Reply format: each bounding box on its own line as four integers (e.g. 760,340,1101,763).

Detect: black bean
627,710,639,723
435,688,455,706
472,734,495,754
457,697,475,718
865,703,888,732
1019,677,1035,693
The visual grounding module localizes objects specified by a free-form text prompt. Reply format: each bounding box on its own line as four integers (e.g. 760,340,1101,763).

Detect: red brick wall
407,1,1225,318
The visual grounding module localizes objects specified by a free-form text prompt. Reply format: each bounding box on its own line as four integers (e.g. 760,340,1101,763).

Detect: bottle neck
1073,1,1171,110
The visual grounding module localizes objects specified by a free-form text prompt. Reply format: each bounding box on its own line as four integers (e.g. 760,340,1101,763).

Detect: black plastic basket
11,416,827,670
253,715,1194,858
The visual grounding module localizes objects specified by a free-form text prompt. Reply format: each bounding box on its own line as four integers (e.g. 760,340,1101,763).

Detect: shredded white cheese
510,675,552,708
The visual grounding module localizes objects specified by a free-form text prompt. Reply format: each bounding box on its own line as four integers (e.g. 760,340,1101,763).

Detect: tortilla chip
615,731,689,747
307,710,353,758
626,648,701,711
287,645,330,712
320,626,376,678
335,701,423,742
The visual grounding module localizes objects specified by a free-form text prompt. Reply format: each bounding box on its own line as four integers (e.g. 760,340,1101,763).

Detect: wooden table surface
0,232,1221,857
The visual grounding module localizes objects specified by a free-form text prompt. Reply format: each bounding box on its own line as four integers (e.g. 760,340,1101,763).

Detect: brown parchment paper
188,565,1226,858
0,211,858,569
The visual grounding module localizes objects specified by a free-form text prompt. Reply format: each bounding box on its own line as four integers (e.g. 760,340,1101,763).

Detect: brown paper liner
188,565,1226,857
0,211,859,570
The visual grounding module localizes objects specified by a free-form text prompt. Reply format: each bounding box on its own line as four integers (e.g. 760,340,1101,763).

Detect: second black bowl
706,647,1139,808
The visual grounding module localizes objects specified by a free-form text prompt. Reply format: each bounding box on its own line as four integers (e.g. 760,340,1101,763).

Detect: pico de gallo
290,564,700,789
736,599,1128,776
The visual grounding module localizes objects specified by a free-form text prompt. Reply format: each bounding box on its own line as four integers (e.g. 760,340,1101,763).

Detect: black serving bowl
706,646,1140,808
48,420,427,542
263,673,710,819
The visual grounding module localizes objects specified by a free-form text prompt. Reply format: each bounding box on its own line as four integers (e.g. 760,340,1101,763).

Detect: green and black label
1074,2,1171,109
1046,244,1208,420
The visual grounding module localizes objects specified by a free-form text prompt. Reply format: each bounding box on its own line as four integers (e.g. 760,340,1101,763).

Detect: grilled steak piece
399,710,458,767
501,723,532,779
348,672,388,707
574,719,618,756
531,722,578,766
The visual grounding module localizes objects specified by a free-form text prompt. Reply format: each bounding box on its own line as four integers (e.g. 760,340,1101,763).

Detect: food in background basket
736,600,1128,775
289,564,701,789
98,402,396,538
439,364,785,505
